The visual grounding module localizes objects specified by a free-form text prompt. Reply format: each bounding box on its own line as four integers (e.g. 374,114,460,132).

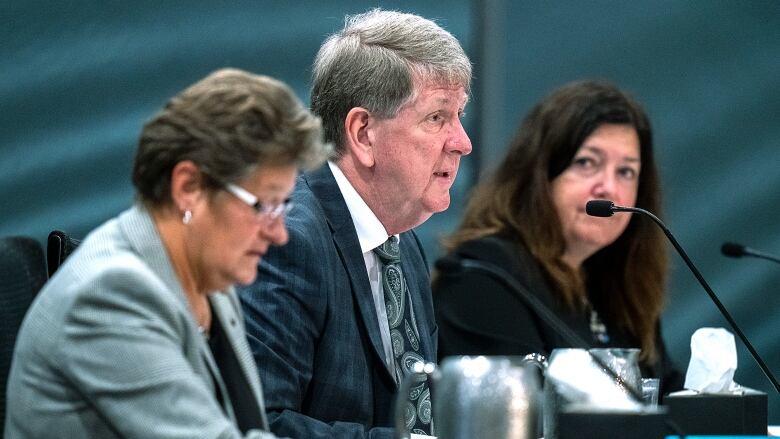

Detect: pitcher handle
395,361,437,439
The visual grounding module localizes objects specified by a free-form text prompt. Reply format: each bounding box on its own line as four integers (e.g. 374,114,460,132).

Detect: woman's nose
260,217,289,246
592,169,617,199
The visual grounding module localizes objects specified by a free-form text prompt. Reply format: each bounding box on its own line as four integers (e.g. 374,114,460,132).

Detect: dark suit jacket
238,164,437,439
433,234,683,398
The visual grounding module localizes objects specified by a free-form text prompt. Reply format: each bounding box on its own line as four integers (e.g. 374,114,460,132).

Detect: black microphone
585,199,635,217
722,242,780,265
436,255,645,402
721,242,746,258
585,199,780,394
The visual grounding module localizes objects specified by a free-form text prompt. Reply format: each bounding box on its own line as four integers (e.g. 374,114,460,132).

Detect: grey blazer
4,205,278,438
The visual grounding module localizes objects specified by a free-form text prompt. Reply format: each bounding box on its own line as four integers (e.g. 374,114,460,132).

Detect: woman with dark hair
5,68,330,438
433,80,683,397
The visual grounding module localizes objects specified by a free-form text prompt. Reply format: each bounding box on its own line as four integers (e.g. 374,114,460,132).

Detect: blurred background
2,0,779,422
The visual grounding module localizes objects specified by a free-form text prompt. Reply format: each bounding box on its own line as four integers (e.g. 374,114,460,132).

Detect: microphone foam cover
721,242,746,258
585,199,614,217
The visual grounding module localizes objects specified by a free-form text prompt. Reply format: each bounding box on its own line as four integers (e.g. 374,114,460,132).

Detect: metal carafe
395,356,540,439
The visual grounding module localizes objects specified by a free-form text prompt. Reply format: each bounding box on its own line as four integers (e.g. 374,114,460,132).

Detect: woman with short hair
5,68,330,438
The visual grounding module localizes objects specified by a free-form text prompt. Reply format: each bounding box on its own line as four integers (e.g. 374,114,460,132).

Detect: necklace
589,307,610,344
580,295,610,344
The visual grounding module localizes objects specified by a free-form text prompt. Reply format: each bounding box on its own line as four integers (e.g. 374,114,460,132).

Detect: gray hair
311,8,472,156
133,68,331,207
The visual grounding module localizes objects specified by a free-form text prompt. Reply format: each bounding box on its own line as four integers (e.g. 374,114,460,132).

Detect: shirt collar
328,161,394,253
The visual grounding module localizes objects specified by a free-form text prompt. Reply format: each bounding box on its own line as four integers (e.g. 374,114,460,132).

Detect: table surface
664,426,780,438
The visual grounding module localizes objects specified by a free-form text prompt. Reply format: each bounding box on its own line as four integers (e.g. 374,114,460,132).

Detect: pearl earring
182,210,192,225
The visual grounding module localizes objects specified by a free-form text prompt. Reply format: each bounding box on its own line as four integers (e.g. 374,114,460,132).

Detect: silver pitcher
395,356,540,439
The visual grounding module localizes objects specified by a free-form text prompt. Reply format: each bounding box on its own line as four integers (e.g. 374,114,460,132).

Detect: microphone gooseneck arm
746,248,780,264
456,259,590,350
443,257,645,402
594,201,780,394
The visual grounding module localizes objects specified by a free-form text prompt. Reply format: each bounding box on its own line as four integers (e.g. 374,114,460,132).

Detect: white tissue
684,327,739,393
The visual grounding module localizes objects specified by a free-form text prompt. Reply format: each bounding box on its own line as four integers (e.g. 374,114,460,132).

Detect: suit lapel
209,292,270,430
119,205,190,314
118,206,262,427
197,336,235,419
304,165,395,380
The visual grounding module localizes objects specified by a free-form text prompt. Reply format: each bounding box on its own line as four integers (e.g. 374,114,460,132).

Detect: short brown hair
133,68,331,207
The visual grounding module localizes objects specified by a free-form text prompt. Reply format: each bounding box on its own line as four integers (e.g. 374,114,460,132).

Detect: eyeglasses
223,182,293,221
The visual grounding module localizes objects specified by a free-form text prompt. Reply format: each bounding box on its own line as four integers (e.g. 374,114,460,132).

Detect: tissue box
665,388,767,435
558,407,669,439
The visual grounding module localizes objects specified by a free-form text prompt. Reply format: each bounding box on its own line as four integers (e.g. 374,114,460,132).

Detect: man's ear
344,107,375,168
169,160,203,212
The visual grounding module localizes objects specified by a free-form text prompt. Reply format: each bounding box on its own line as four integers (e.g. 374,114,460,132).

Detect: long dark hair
446,80,666,362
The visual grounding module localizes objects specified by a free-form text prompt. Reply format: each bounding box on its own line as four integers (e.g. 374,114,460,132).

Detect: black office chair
0,236,47,432
46,230,81,277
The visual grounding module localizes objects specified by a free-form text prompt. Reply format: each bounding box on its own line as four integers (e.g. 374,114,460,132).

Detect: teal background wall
2,0,779,423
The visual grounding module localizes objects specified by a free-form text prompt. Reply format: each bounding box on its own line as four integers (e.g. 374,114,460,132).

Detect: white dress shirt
328,161,398,371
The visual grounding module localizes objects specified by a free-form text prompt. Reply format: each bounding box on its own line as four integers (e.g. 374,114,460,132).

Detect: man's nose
445,118,472,156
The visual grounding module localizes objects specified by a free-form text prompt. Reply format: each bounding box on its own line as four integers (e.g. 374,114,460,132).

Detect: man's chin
395,196,450,231
426,194,451,213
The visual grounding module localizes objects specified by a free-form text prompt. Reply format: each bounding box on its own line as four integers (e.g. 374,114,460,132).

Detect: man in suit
238,9,472,439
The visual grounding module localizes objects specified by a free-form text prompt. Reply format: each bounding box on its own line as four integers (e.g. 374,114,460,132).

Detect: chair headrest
46,230,81,278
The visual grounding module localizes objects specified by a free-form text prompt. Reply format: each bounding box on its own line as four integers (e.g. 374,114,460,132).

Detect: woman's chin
234,270,259,287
